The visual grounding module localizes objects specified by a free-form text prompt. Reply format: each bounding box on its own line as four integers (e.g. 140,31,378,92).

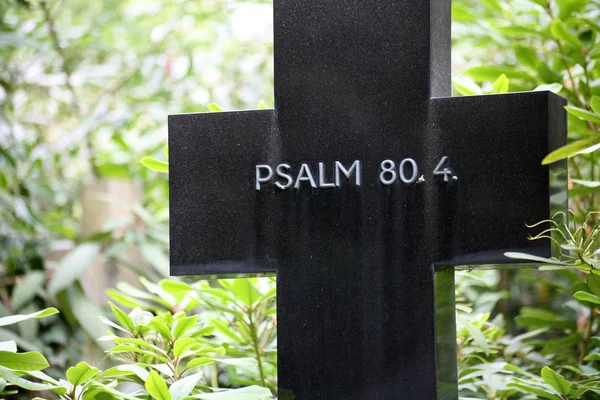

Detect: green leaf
169,372,202,400
191,386,273,400
174,338,198,358
514,46,538,69
207,103,223,112
516,308,576,330
551,19,584,48
534,83,563,93
258,101,268,109
504,252,568,265
97,364,147,381
587,274,600,297
491,74,509,93
542,137,600,164
145,370,172,400
109,302,135,333
541,366,571,395
0,351,49,371
571,179,600,188
452,79,482,96
140,157,169,173
48,243,101,296
108,344,169,362
0,308,59,327
11,271,44,311
172,315,198,339
186,358,216,368
465,66,532,82
456,316,489,355
591,96,600,114
99,316,130,334
66,362,98,386
558,0,589,21
0,366,56,391
508,381,561,400
150,317,173,341
565,106,600,124
220,279,261,307
164,146,169,158
584,353,600,361
573,291,600,304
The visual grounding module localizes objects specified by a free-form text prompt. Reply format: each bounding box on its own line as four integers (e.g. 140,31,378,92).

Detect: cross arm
168,109,279,276
429,91,567,266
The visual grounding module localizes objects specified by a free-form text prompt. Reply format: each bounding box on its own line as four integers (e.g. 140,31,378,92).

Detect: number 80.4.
379,157,456,185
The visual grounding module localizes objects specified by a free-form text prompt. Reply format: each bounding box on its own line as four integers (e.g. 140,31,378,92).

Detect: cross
168,1,567,398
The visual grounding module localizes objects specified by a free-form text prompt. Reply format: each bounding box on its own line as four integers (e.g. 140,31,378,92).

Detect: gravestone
168,0,568,398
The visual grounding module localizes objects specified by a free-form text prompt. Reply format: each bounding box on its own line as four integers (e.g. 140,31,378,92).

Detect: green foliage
453,0,600,195
1,0,274,379
108,277,278,393
0,307,61,396
0,282,275,399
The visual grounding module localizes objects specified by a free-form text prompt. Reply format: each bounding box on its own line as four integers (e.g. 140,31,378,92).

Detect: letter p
256,165,273,191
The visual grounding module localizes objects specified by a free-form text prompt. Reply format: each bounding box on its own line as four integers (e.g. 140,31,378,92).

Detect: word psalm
256,161,361,190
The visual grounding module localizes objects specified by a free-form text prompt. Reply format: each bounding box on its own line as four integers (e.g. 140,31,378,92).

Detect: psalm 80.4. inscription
255,156,457,190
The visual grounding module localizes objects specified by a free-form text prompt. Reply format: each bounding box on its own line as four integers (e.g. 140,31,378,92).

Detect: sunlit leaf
543,137,600,164
491,74,509,93
0,308,59,327
140,156,169,173
145,370,172,400
207,103,223,112
565,106,600,124
0,351,49,371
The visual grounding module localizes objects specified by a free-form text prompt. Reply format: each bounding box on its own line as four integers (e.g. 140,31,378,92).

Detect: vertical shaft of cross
273,0,450,129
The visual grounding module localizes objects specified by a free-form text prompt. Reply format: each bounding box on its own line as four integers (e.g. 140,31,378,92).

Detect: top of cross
273,0,451,125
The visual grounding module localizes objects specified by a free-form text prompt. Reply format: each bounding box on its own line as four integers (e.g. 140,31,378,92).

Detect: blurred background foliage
1,0,600,398
0,0,274,395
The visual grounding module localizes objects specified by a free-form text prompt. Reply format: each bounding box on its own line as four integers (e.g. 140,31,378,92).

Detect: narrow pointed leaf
145,370,172,400
0,308,59,327
492,74,509,93
504,252,568,265
542,137,600,164
140,157,169,173
169,372,202,400
109,302,135,333
207,103,223,112
565,106,600,124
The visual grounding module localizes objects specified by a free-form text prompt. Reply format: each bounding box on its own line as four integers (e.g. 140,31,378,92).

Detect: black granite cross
169,0,567,398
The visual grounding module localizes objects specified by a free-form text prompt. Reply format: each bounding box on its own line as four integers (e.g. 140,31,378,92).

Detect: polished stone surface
169,1,567,398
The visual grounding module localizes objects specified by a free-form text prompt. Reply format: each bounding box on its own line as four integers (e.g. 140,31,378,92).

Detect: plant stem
580,307,595,364
40,0,100,178
247,307,267,387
